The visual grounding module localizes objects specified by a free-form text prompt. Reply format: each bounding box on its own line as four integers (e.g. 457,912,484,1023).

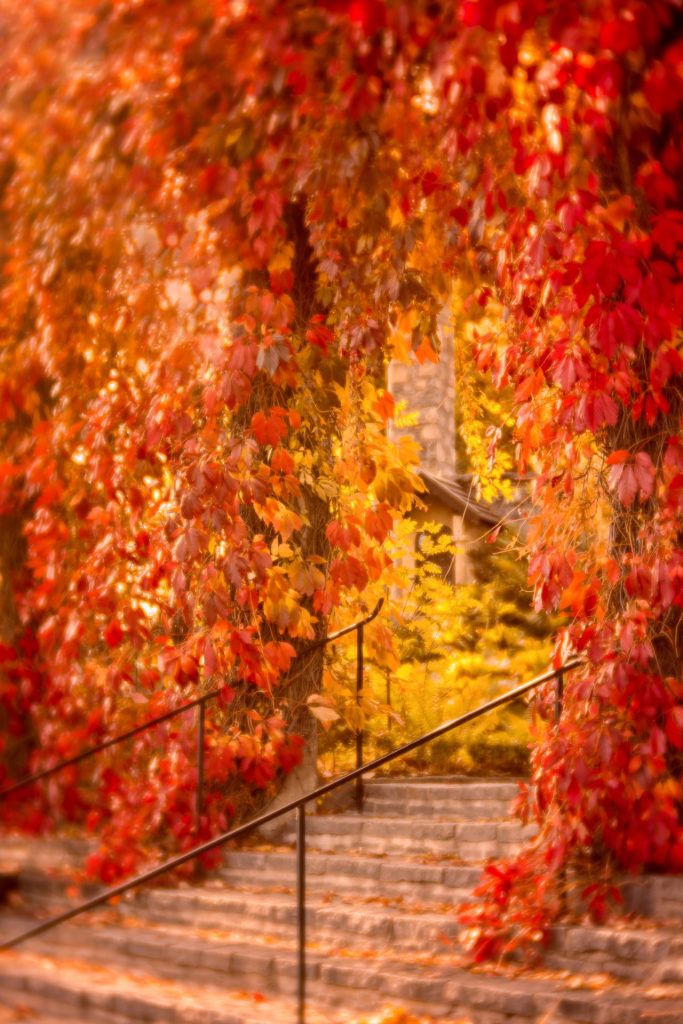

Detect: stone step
546,921,683,983
10,883,683,993
13,849,482,912
282,813,535,859
0,835,93,873
360,797,516,820
0,1004,78,1024
0,948,339,1024
322,957,683,1024
132,890,683,983
218,849,483,901
3,912,340,1000
5,778,683,1024
13,886,569,995
339,959,683,1023
127,887,463,949
9,846,683,1001
16,843,683,933
363,777,522,801
617,873,683,922
1,911,460,1005
0,835,96,907
2,918,683,1024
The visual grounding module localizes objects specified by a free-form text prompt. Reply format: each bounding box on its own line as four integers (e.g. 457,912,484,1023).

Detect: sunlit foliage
0,0,682,953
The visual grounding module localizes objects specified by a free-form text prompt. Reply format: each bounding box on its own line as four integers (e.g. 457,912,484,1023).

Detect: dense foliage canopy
1,0,682,954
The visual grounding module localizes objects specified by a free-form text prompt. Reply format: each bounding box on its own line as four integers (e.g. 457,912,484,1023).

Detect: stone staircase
1,776,682,1023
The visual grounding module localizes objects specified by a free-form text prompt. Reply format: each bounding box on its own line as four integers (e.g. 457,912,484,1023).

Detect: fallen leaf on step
566,972,613,990
5,1005,37,1021
233,990,268,1003
644,984,683,1000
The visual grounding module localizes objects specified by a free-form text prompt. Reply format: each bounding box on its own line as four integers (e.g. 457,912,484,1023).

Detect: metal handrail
0,656,581,1024
0,599,384,812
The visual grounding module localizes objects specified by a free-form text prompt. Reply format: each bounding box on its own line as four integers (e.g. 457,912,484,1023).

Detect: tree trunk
0,512,34,780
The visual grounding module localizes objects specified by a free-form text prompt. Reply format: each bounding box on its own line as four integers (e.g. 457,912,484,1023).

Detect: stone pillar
387,307,456,478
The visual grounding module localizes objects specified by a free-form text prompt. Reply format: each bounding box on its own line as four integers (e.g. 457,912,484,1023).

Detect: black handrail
0,599,384,813
0,657,581,1024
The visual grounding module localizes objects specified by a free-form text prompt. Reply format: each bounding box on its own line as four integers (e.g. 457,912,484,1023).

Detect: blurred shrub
319,517,557,779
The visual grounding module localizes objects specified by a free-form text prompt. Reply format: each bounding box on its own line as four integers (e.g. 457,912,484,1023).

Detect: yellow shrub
320,517,556,778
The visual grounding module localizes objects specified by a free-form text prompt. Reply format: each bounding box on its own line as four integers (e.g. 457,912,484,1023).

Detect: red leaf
326,519,361,550
576,391,619,432
271,447,295,474
251,409,288,447
104,620,123,648
204,637,217,675
633,451,656,500
348,0,386,35
552,351,585,391
461,0,497,31
599,18,640,56
665,707,683,750
614,464,638,506
305,322,334,353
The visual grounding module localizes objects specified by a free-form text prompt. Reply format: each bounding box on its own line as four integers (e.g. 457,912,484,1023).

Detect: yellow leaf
397,434,421,467
267,243,294,273
271,539,294,558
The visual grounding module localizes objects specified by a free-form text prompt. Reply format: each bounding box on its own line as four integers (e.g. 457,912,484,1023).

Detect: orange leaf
373,390,395,422
415,336,438,365
514,368,545,403
606,449,630,465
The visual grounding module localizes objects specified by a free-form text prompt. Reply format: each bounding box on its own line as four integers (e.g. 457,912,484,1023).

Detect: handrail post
554,669,564,725
196,698,206,831
355,623,364,813
193,698,207,881
296,804,306,1024
554,669,566,909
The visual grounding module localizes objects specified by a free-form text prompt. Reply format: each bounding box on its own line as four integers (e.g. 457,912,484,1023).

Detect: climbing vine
0,1,681,948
